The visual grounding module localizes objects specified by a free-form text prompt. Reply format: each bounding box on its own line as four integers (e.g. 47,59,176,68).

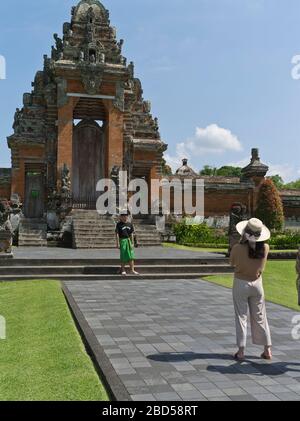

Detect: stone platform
0,247,231,281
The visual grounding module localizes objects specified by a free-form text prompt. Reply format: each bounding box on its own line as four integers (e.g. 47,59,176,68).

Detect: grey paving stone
178,390,205,400
223,388,247,397
171,383,197,392
153,392,182,401
65,278,300,402
265,385,292,394
252,394,281,402
131,394,156,401
274,392,300,401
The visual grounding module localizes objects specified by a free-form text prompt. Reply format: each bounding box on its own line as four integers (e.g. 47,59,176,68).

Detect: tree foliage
255,179,284,231
284,179,300,190
199,165,242,177
161,158,173,176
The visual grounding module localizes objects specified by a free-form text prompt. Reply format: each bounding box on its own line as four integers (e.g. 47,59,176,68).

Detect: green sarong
120,238,135,263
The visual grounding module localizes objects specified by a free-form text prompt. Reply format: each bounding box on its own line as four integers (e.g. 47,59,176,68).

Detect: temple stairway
18,219,47,247
71,211,162,249
0,254,232,281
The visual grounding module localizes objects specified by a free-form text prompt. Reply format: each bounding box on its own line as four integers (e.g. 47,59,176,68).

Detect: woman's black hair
248,241,266,259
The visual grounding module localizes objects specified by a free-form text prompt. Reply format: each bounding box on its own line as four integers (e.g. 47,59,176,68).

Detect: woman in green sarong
115,212,139,276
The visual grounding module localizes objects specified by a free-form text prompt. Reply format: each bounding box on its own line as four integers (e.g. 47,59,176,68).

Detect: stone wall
0,169,11,199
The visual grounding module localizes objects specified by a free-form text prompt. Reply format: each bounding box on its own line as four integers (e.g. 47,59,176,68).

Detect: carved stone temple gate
5,0,167,246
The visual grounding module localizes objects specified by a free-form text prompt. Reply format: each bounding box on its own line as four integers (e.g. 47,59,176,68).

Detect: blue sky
1,0,300,181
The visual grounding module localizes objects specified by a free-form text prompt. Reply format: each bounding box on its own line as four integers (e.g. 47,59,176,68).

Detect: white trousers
233,277,272,348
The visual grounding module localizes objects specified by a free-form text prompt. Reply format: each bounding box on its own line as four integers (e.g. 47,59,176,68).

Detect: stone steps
0,273,231,282
19,219,47,247
0,264,232,276
0,255,232,281
71,210,162,248
72,211,115,249
0,257,228,267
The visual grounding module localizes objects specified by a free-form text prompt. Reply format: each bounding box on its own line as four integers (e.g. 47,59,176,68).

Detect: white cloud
165,124,242,172
267,164,297,183
192,124,242,154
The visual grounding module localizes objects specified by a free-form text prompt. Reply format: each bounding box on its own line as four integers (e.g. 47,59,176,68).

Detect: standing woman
230,218,272,361
115,211,139,276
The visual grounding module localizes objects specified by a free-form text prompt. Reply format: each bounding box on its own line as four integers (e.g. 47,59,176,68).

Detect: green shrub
269,231,300,249
255,179,284,231
173,220,228,246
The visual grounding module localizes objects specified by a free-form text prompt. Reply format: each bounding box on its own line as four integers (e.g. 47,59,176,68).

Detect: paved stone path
65,279,300,401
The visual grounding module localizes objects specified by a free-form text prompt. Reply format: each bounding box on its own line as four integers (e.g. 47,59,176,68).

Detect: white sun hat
236,218,271,242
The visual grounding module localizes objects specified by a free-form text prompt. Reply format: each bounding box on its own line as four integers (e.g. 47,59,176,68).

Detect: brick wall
0,182,11,199
11,145,45,201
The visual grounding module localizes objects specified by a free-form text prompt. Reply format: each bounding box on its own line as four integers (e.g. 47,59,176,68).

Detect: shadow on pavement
148,352,300,377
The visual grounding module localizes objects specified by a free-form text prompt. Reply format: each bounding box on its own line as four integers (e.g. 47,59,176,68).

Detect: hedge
173,220,300,250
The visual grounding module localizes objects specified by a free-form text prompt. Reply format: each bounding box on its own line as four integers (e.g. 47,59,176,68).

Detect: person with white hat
230,218,272,361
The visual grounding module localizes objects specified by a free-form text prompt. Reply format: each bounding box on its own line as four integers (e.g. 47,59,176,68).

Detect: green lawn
0,280,109,401
163,243,298,254
205,261,299,311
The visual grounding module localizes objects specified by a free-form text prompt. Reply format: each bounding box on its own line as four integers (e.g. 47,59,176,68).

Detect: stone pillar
104,101,124,176
57,97,79,190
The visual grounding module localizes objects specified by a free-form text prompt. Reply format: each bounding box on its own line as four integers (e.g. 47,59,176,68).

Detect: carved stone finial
176,159,197,177
241,148,269,181
251,148,260,163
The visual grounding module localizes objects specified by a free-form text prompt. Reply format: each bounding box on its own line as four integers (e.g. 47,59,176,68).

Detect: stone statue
0,202,13,254
53,33,63,52
13,108,22,134
87,7,96,23
296,250,300,306
143,101,151,113
61,164,71,198
228,202,248,255
117,39,124,54
79,51,85,62
128,61,134,78
100,53,105,64
90,53,96,64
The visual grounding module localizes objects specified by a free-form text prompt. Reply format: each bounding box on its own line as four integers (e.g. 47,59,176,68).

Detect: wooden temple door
24,165,45,218
72,119,105,209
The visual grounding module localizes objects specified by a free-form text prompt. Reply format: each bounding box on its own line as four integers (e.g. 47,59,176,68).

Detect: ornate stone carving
113,81,125,112
61,164,71,199
0,202,13,255
13,109,22,134
54,33,63,53
80,65,103,95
